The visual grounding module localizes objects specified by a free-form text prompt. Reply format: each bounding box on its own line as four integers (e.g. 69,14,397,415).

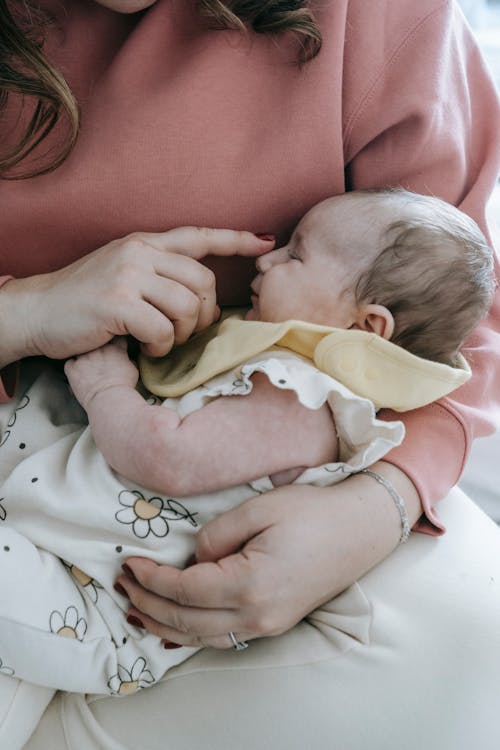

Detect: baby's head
247,188,495,365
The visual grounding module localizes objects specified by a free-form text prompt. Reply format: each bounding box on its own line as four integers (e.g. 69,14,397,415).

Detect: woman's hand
0,228,273,366
116,463,422,649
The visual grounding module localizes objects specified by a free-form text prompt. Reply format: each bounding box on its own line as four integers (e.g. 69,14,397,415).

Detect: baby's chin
245,307,259,321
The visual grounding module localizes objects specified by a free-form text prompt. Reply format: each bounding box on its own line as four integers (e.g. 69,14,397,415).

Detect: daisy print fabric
0,353,403,694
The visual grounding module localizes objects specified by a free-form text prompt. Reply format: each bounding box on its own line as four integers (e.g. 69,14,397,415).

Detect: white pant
0,356,403,697
2,487,498,750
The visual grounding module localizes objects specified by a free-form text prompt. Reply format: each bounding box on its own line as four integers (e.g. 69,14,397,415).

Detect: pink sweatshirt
0,0,499,533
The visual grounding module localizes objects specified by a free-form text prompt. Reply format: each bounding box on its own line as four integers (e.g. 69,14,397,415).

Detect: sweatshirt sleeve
342,0,500,534
0,275,19,402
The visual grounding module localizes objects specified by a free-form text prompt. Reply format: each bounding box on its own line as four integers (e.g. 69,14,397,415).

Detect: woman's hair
197,1,321,61
0,0,79,179
353,190,496,366
0,0,321,180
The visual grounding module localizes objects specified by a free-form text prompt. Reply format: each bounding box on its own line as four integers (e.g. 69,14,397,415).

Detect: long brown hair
0,0,321,180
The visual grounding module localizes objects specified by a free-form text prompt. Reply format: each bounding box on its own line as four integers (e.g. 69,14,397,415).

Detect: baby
0,188,493,696
65,187,494,494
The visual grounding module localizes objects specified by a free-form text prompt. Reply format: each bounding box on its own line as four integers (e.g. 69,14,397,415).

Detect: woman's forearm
334,461,423,583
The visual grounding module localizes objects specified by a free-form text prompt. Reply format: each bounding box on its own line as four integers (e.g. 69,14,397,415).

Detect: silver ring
228,631,249,651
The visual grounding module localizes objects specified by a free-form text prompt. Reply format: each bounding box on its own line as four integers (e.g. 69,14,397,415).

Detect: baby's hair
353,189,495,366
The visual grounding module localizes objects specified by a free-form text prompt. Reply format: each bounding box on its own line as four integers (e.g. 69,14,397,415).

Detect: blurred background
456,0,499,522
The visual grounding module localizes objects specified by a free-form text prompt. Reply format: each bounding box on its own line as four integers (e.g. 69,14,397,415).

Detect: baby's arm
65,339,338,496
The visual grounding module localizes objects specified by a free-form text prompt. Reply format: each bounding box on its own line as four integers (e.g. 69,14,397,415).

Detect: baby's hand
64,338,139,411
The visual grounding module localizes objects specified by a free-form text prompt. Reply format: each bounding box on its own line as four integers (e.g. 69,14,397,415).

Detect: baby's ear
354,304,395,340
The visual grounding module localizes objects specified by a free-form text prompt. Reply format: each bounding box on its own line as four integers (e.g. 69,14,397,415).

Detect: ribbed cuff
379,401,469,536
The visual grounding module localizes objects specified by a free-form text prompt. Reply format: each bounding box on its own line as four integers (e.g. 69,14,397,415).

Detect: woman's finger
141,276,202,345
127,605,254,650
121,299,176,357
194,497,272,563
121,556,245,609
116,573,240,638
140,227,274,260
151,252,217,332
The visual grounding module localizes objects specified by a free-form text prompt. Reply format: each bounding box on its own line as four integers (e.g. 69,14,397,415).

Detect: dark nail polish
126,614,145,629
122,563,136,581
255,234,275,241
163,640,182,649
114,582,128,598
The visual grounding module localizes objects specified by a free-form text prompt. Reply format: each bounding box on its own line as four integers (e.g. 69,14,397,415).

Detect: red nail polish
114,582,128,598
255,234,275,241
122,563,136,581
127,614,144,629
163,640,182,649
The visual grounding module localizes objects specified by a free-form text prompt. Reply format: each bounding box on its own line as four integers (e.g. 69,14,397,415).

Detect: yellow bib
139,311,470,412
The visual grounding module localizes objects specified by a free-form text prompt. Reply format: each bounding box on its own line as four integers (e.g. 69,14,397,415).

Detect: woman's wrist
0,277,41,368
355,460,423,545
322,462,423,593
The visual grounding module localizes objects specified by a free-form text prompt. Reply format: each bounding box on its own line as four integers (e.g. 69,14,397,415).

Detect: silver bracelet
356,469,411,544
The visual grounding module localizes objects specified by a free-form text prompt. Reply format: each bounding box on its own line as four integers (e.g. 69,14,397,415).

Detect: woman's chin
93,0,157,13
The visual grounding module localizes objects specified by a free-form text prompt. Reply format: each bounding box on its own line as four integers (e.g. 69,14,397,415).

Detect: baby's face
246,195,376,327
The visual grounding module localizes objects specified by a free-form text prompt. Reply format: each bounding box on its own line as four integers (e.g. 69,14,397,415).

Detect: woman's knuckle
246,609,274,635
239,580,265,611
123,232,146,248
181,294,200,318
140,566,157,592
129,588,146,612
172,575,193,608
195,526,217,560
199,267,216,292
170,607,189,634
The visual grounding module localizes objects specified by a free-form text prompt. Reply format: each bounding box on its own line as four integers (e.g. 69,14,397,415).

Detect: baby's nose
256,247,285,272
256,254,270,273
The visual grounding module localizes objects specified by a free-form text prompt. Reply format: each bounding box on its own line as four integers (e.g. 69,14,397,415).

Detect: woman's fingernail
122,563,136,581
163,640,182,649
126,614,145,629
255,234,275,241
114,582,128,598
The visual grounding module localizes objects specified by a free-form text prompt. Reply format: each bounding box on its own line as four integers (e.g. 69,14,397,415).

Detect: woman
0,1,499,747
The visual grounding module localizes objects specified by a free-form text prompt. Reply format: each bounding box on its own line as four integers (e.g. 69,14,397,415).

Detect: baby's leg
0,365,204,695
0,522,198,695
0,361,268,695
